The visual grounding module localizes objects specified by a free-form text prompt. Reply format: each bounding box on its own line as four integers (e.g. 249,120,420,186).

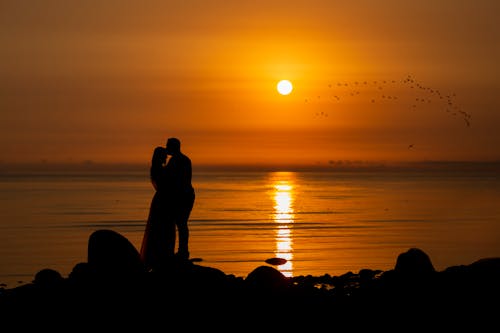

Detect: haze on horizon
1,1,499,168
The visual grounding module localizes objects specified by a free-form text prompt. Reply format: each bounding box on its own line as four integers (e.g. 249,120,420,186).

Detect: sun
277,80,293,95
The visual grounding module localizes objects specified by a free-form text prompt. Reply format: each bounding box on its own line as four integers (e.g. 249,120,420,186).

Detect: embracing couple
140,137,195,271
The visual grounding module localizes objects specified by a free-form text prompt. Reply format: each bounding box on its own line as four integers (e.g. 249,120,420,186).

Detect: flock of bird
303,74,472,129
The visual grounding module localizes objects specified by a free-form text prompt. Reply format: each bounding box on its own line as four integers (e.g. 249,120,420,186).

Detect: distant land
1,160,499,174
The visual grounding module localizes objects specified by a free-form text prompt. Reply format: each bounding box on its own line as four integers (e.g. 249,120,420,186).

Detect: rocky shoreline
1,229,499,329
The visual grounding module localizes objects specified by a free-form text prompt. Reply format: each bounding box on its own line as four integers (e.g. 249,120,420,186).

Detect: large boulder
33,268,64,288
245,265,290,292
394,247,435,277
87,229,145,281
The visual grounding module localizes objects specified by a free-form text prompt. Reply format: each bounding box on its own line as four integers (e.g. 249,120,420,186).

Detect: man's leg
176,194,194,260
176,219,189,259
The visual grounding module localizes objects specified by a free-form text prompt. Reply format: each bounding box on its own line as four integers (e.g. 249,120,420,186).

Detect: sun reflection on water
270,172,296,277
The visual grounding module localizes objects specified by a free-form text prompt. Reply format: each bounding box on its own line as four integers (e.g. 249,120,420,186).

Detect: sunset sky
1,0,499,168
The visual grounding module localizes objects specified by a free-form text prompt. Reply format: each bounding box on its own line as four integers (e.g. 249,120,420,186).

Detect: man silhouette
165,137,195,260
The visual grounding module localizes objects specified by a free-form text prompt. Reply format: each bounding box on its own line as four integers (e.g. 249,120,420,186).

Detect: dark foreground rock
1,230,499,329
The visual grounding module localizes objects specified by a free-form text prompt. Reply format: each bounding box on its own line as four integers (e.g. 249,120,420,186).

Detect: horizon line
1,160,499,173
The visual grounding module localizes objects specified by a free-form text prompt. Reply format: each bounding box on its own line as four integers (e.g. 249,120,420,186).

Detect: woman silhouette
140,146,176,271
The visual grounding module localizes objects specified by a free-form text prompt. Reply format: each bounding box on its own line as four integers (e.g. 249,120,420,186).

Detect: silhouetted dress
140,147,176,271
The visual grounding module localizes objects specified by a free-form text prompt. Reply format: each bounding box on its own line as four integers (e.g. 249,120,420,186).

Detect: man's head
166,137,181,154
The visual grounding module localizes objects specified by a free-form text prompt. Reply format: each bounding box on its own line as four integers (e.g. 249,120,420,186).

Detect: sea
1,163,499,289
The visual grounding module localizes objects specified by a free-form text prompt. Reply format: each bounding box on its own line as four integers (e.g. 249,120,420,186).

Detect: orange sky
1,0,499,168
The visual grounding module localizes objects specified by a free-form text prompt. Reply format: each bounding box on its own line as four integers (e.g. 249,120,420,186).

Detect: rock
87,229,146,281
265,257,287,266
2,245,500,329
245,265,290,292
469,257,500,276
33,268,64,287
394,247,435,277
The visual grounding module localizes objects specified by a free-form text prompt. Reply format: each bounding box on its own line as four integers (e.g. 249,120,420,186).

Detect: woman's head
152,146,167,165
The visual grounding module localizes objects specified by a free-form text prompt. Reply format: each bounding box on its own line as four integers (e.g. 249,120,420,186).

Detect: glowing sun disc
277,80,293,95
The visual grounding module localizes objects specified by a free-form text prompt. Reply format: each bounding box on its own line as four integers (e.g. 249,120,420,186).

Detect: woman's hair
151,147,166,188
151,146,166,166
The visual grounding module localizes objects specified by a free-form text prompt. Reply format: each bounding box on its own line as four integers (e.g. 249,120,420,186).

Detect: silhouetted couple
140,137,195,271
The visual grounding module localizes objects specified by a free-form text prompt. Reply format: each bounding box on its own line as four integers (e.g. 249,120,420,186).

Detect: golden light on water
270,172,296,277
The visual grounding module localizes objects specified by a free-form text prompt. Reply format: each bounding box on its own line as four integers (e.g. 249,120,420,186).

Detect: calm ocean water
1,167,499,288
